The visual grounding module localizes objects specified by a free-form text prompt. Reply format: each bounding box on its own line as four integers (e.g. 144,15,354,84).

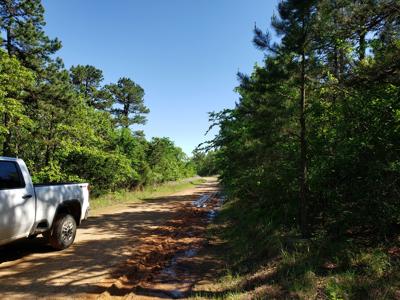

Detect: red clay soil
0,178,221,299
97,194,224,299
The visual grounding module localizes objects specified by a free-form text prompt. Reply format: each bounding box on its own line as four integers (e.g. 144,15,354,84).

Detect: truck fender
54,200,82,226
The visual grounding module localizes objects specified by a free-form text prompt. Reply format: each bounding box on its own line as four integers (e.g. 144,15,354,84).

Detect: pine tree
33,59,80,166
105,77,149,128
70,65,112,110
254,0,318,237
0,0,61,71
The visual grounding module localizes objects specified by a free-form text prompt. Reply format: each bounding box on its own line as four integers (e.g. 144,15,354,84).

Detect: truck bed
34,183,90,227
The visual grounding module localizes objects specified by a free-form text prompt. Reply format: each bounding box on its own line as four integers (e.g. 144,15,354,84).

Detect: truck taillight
80,185,89,191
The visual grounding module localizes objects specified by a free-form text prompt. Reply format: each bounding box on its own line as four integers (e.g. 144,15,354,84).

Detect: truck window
0,161,25,190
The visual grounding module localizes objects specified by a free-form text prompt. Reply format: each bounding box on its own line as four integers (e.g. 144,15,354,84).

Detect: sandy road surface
0,178,220,299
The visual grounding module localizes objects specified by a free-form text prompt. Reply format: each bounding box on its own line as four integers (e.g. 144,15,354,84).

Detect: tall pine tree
254,0,318,237
105,77,149,128
0,0,61,71
70,65,112,110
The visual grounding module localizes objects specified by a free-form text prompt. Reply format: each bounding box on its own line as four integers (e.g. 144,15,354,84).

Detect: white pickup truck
0,157,89,250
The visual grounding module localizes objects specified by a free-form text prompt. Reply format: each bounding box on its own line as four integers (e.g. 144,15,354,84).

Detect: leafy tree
0,50,34,156
114,127,149,187
60,147,135,193
106,77,149,128
191,149,219,176
146,137,193,184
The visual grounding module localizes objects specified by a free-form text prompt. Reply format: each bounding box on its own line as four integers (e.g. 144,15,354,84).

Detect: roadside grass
192,198,400,299
90,178,206,210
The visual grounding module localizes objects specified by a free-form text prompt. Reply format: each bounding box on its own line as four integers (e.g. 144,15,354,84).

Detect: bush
61,147,136,193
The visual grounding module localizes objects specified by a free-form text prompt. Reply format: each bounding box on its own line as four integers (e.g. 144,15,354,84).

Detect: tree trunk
6,26,13,56
332,0,340,84
45,113,55,166
359,30,366,61
334,44,339,81
123,103,130,128
299,51,309,238
84,80,89,98
5,0,14,56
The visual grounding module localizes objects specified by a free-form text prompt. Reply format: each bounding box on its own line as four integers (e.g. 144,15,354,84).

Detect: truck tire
47,214,77,250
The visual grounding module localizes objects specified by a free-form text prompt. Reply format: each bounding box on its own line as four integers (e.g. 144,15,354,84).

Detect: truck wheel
47,214,77,250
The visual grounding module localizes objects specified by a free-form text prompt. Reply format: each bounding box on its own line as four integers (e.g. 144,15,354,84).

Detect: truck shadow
0,181,219,298
0,238,54,263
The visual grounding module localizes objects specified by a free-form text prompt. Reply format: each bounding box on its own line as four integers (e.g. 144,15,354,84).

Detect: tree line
210,0,400,238
0,0,195,193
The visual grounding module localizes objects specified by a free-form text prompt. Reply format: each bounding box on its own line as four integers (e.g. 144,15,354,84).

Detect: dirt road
0,178,221,299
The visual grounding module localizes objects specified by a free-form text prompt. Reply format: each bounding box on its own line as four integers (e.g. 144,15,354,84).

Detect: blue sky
42,0,279,155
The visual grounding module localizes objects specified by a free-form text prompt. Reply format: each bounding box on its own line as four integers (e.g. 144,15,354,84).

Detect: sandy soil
0,178,221,299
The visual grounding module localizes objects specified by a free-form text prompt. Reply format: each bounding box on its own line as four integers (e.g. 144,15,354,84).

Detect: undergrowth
193,198,400,299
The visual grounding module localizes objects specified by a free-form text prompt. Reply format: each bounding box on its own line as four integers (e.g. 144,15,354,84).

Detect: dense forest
207,0,400,298
0,0,196,193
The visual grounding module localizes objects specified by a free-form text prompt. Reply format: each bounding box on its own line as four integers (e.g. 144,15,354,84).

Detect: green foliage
106,77,150,128
191,149,219,176
114,128,148,185
207,0,400,298
146,137,195,184
0,50,34,156
70,64,111,109
0,0,61,70
30,160,81,184
61,147,135,193
209,200,400,299
0,1,193,194
212,0,400,239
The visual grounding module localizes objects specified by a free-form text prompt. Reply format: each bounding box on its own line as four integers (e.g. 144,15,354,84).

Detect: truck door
0,161,35,244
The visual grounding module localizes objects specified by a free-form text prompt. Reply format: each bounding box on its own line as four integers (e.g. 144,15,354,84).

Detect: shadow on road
0,181,219,299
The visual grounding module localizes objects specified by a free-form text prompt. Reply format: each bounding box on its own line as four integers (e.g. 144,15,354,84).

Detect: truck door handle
22,194,33,200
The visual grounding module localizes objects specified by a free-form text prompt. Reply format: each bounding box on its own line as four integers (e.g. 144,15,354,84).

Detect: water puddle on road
192,192,216,208
151,192,225,299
